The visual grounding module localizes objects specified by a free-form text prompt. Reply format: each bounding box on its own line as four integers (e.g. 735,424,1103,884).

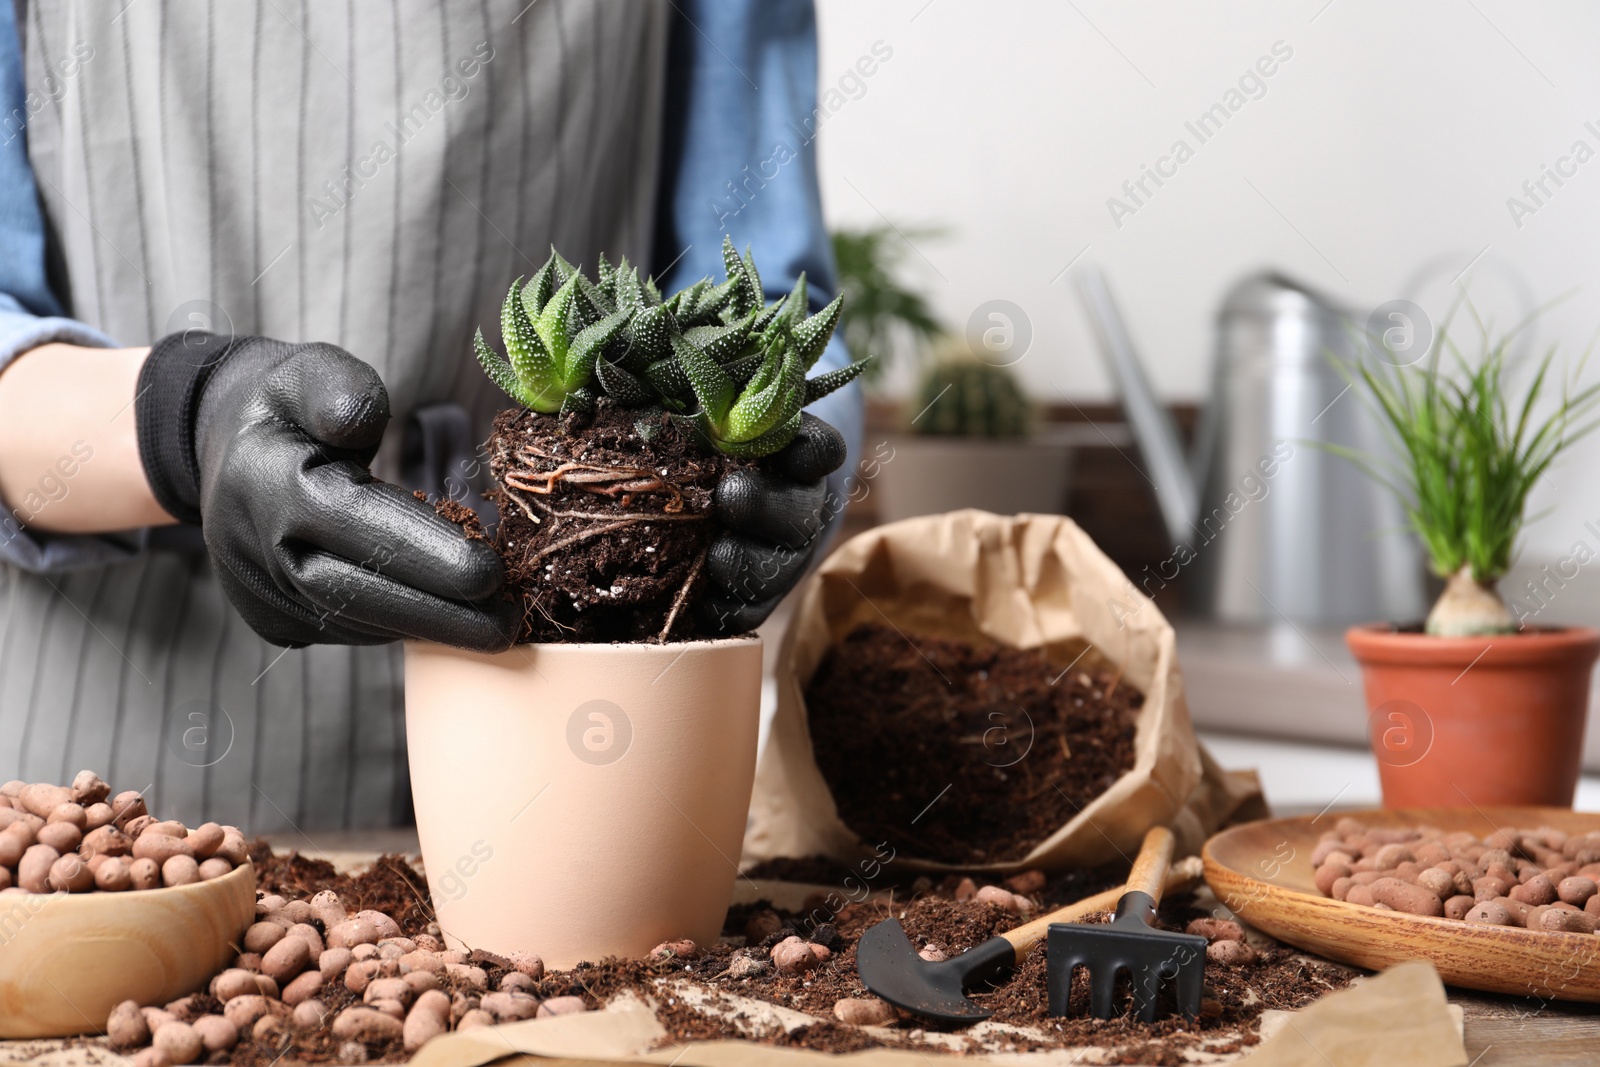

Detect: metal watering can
1075,266,1424,626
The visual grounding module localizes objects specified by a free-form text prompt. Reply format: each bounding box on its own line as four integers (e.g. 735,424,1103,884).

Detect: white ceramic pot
404,637,763,968
875,435,1074,523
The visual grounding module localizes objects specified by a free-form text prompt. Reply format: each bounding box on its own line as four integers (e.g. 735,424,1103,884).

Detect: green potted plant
830,225,941,383
406,241,867,967
876,346,1074,522
1340,315,1600,807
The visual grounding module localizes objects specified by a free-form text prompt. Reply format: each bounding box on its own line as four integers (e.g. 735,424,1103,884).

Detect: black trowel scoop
857,828,1203,1024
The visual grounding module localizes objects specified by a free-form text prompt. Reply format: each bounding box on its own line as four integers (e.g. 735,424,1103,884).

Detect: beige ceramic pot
0,863,255,1038
405,637,763,968
875,435,1073,522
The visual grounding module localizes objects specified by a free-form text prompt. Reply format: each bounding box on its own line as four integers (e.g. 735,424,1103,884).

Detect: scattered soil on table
248,841,435,934
210,845,1355,1063
806,623,1141,864
456,401,745,643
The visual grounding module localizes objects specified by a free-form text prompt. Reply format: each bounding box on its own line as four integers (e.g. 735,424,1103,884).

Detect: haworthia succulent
473,240,871,455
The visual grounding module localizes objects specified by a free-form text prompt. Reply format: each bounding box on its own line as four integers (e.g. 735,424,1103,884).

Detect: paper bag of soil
744,509,1264,873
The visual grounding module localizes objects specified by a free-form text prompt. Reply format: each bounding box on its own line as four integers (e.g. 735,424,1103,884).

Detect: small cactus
911,356,1031,438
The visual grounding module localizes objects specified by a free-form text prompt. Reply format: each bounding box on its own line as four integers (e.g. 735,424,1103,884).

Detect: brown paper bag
744,510,1263,873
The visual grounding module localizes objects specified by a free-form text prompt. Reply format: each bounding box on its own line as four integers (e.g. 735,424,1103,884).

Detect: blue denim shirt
0,0,862,574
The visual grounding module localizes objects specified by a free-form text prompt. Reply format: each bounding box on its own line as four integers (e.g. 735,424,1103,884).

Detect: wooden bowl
1203,807,1600,1003
0,863,256,1038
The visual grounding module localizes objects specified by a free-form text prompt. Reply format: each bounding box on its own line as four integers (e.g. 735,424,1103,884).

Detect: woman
0,0,862,831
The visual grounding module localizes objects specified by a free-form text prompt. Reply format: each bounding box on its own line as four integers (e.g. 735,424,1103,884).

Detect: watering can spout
1074,265,1199,545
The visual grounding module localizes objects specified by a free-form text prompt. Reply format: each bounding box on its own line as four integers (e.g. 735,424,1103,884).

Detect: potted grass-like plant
406,240,866,966
1339,315,1600,807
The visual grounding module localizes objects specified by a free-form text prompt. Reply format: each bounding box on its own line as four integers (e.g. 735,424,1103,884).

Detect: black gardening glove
136,332,518,650
698,412,848,634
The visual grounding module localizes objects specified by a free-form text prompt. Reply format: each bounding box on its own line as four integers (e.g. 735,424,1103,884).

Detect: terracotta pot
1345,625,1600,808
404,636,762,968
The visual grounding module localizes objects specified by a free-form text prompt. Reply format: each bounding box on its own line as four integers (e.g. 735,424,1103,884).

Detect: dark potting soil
461,401,747,643
805,623,1141,865
209,845,1356,1062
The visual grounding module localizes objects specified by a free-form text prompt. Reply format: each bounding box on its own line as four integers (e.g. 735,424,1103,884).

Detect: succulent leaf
723,350,765,385
558,384,596,419
672,334,736,424
792,294,843,370
684,316,755,364
473,329,525,403
596,358,651,406
568,308,631,383
722,236,762,315
615,261,644,313
804,357,872,405
716,411,803,459
645,356,692,401
534,277,579,373
500,278,547,387
726,350,801,442
642,275,664,307
525,253,559,311
550,247,577,285
623,304,676,370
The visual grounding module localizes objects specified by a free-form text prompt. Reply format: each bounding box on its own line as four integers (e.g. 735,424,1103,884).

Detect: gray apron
0,0,668,831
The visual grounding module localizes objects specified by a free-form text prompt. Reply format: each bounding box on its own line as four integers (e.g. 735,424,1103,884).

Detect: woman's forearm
0,342,176,533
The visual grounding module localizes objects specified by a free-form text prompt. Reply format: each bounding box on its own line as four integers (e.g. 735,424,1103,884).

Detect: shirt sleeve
653,0,865,542
0,0,133,573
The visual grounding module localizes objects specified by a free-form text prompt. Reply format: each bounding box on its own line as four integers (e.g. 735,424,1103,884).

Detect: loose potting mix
806,623,1141,864
446,242,866,643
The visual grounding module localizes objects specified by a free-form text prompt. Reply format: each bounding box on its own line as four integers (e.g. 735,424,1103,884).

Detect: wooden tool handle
1125,825,1175,902
1000,852,1201,958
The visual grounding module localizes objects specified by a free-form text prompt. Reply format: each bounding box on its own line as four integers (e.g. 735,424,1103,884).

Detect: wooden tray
1203,806,1600,1003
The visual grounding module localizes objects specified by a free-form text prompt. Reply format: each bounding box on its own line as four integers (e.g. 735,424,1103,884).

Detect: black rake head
1045,891,1207,1021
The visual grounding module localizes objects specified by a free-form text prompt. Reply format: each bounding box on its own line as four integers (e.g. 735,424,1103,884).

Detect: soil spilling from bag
805,624,1141,865
458,402,747,643
232,847,1356,1063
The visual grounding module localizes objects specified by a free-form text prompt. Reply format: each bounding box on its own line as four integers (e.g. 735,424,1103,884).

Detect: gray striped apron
0,0,668,831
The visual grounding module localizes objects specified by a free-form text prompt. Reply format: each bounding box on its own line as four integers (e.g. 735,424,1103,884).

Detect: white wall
813,0,1600,603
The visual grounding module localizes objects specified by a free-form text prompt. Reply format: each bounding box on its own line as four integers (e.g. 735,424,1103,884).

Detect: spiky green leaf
727,351,801,442
595,357,651,406
533,276,579,373
524,254,559,312
673,334,736,425
567,308,630,382
684,316,755,364
473,329,525,404
502,278,554,387
804,357,872,406
558,385,596,419
793,294,843,370
717,410,803,459
645,356,692,400
722,236,762,315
